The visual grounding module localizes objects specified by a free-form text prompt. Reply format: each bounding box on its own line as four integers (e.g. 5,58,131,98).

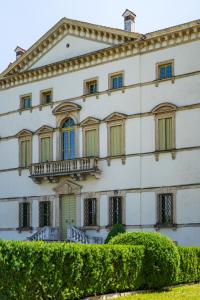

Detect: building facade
0,11,200,245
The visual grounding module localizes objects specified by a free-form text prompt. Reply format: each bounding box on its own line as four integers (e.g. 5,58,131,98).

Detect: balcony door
60,194,76,240
62,118,75,160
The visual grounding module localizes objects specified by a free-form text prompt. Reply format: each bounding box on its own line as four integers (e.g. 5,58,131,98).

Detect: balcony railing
30,157,100,182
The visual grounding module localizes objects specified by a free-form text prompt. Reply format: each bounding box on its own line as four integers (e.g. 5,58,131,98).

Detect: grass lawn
117,284,200,300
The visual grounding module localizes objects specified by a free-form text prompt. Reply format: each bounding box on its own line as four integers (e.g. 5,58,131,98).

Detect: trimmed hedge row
0,241,144,300
109,232,180,289
178,246,200,284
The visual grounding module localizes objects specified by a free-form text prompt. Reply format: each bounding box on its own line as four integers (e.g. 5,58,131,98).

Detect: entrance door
60,194,76,240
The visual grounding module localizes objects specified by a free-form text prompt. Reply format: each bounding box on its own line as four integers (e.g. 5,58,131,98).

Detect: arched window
62,118,75,160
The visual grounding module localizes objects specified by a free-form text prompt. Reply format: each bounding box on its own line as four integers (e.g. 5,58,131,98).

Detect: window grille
19,202,30,228
39,201,51,227
84,198,97,226
159,194,173,225
109,196,122,225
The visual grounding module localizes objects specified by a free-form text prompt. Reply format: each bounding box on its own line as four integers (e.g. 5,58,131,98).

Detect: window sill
155,223,177,231
107,87,125,95
107,155,126,166
155,77,175,87
82,226,100,231
154,149,176,161
19,107,32,114
39,102,53,110
83,92,99,101
17,227,32,233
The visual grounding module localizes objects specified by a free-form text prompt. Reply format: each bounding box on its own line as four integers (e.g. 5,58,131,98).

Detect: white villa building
0,10,199,245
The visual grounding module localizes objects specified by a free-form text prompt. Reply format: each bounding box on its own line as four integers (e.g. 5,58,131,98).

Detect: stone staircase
27,226,59,241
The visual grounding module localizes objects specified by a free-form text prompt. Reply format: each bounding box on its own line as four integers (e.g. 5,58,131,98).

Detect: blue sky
0,0,199,72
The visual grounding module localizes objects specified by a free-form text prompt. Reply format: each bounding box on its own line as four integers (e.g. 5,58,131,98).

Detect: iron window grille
158,193,173,225
84,198,97,226
39,201,51,227
109,196,122,225
19,202,30,228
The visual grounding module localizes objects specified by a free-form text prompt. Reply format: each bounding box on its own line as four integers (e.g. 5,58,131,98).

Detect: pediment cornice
52,101,81,115
53,178,82,195
80,117,101,126
16,129,33,138
152,103,177,114
35,125,54,135
104,112,127,122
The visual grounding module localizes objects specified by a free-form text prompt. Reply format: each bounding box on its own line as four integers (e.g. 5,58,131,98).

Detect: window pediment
16,129,33,138
104,112,127,122
80,117,101,126
52,102,81,115
35,125,54,135
152,103,177,114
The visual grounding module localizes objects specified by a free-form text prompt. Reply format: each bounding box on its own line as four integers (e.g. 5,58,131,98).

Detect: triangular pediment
1,18,140,78
152,103,177,114
52,101,81,115
16,129,33,138
53,178,82,195
104,112,127,122
80,117,101,126
35,125,54,135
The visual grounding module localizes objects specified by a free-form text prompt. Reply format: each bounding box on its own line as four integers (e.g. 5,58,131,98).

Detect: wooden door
60,194,76,240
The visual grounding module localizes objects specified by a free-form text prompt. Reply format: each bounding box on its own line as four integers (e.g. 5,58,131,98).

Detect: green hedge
105,224,125,244
0,241,144,300
178,246,200,284
109,232,180,289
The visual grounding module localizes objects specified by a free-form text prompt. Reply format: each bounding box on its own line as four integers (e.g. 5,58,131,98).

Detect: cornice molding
0,20,199,90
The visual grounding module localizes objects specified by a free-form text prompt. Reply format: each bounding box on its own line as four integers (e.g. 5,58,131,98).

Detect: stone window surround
155,188,177,230
19,93,32,113
153,103,176,161
18,198,32,232
39,88,53,110
108,70,125,94
83,76,99,97
155,59,175,86
80,117,100,157
36,126,53,163
16,130,33,174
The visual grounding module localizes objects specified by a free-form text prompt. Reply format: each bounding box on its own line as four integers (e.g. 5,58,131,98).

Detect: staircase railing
28,226,59,241
67,226,103,244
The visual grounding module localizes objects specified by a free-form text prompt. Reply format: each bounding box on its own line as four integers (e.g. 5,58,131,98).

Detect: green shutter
110,125,122,156
158,118,172,150
41,137,51,162
165,118,172,149
85,129,97,156
21,140,31,167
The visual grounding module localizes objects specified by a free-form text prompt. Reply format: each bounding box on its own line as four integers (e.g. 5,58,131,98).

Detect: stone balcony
29,157,101,183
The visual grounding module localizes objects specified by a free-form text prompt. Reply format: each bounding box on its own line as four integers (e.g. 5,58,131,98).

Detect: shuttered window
158,117,172,150
110,125,123,156
39,201,51,227
158,194,173,225
109,197,122,225
19,202,30,228
84,198,97,226
21,140,31,167
41,137,51,162
85,129,97,156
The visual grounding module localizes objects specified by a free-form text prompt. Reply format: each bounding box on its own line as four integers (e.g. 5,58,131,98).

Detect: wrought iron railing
67,226,103,244
28,226,59,241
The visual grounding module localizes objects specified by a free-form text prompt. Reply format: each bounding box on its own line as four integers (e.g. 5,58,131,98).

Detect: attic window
84,78,98,95
20,94,32,110
40,89,53,105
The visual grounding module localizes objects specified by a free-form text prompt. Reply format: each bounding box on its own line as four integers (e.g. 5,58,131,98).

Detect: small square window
41,90,52,105
84,79,98,95
110,73,123,89
21,95,32,109
158,62,173,80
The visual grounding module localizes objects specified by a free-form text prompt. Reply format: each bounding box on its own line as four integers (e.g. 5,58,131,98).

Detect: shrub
178,246,200,284
109,231,180,289
105,224,125,244
0,240,144,300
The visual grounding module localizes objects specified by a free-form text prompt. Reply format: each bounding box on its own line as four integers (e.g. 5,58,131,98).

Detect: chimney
14,46,26,60
122,9,136,32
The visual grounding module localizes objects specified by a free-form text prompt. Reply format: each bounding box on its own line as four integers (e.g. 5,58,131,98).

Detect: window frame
157,192,176,228
39,200,52,227
84,198,98,227
108,71,124,91
153,103,176,160
83,77,98,96
40,88,53,108
16,130,33,169
18,201,31,230
109,196,123,226
81,117,100,157
36,126,53,163
20,93,32,111
156,60,174,81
